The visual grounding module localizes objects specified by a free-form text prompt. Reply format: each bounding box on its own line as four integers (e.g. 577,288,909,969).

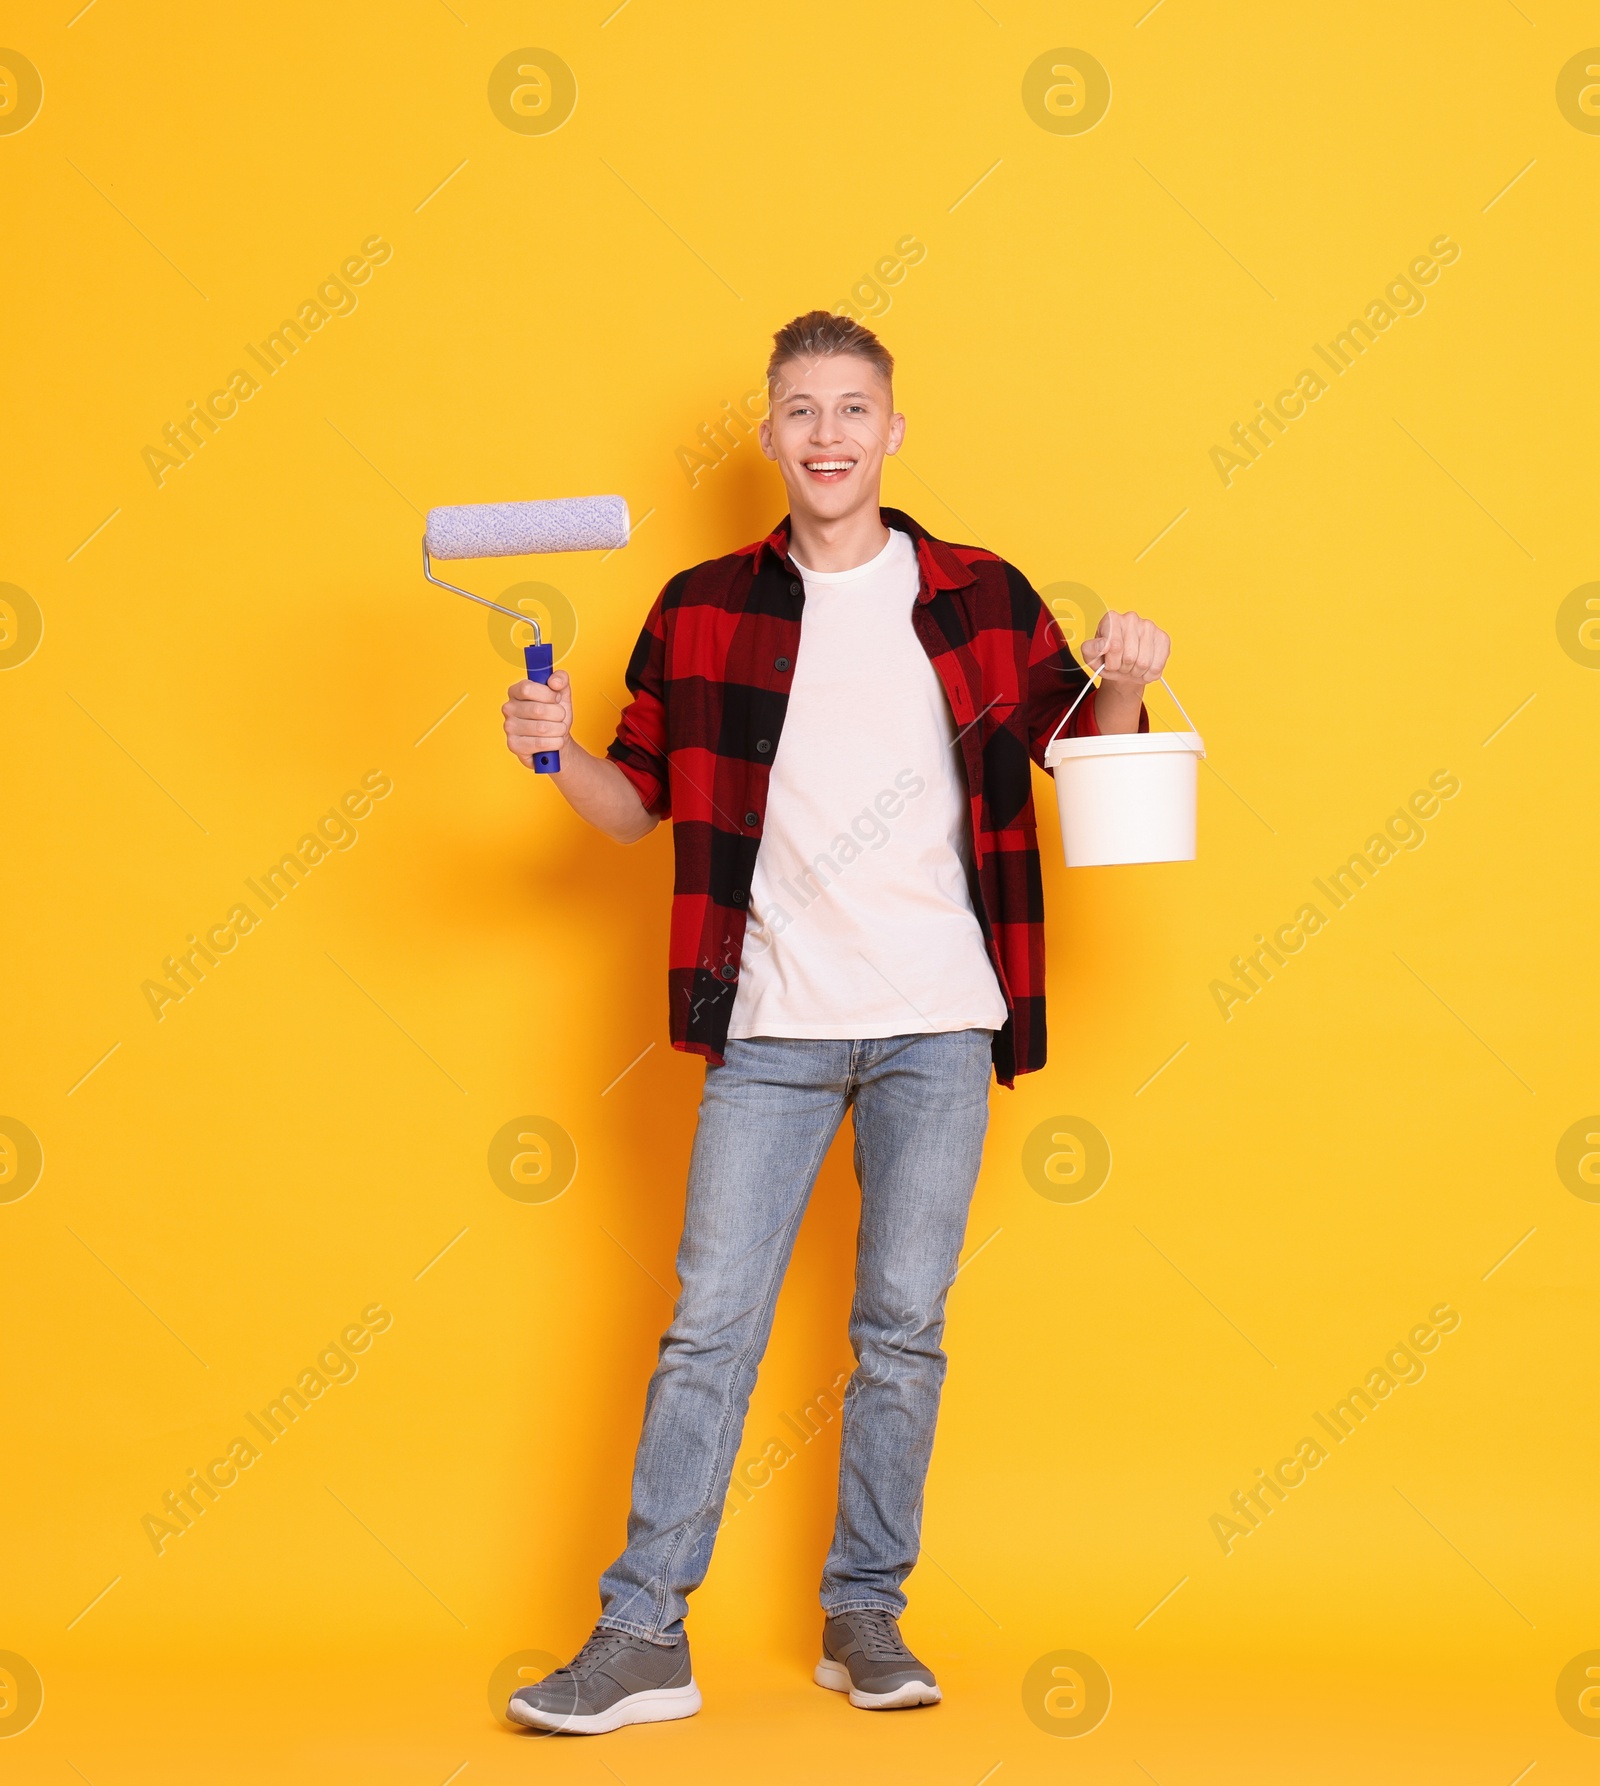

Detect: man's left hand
1082,609,1170,687
1081,609,1171,735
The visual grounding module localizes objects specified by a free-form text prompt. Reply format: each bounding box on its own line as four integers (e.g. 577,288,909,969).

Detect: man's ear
758,416,777,461
885,410,906,455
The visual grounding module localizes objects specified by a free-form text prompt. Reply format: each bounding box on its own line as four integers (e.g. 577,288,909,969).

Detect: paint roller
422,495,631,774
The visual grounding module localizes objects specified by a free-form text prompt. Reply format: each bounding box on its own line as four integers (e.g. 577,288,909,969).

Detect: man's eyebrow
779,389,874,401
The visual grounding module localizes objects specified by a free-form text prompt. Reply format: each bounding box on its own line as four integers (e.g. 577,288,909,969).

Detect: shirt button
745,811,760,827
774,656,790,671
756,739,771,754
719,964,738,981
789,580,802,596
731,889,747,905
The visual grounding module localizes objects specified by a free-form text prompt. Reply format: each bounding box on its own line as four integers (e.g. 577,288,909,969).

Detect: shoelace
851,1609,911,1661
553,1629,633,1680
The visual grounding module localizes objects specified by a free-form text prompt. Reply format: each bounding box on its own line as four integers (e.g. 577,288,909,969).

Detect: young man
502,312,1170,1736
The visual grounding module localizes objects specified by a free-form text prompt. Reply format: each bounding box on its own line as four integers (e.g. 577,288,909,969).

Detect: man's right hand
503,669,573,770
501,667,658,843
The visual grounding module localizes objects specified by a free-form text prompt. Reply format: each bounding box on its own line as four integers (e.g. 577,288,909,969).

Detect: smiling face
759,352,905,525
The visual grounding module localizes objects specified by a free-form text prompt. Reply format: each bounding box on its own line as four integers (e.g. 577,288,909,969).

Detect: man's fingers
1140,627,1163,680
1100,616,1126,674
503,652,570,765
506,679,562,705
1133,622,1168,682
1083,610,1170,685
503,698,567,723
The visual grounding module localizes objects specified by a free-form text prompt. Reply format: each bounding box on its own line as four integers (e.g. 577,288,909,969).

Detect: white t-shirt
727,528,1007,1040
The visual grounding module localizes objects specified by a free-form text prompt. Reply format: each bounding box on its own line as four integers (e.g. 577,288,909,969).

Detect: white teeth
805,460,853,471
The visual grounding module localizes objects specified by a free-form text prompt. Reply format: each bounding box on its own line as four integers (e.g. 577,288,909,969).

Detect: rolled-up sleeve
606,595,672,818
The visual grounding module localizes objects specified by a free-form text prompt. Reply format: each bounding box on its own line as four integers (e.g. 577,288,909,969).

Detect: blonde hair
766,309,894,392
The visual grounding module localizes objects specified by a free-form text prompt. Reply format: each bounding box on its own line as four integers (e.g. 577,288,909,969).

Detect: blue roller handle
524,641,560,774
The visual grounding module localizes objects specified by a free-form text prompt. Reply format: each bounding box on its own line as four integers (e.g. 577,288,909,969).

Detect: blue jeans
596,1030,994,1639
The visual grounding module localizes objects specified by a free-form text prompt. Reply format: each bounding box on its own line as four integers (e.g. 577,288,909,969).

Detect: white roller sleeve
424,496,630,558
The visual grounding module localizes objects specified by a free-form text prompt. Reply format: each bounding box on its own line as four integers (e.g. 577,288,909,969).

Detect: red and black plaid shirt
606,506,1143,1086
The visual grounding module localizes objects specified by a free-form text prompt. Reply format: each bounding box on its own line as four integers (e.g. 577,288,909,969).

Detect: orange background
3,2,1598,1779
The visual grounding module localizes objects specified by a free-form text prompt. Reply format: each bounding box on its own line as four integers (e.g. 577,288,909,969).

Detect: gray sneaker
814,1608,941,1710
507,1626,700,1735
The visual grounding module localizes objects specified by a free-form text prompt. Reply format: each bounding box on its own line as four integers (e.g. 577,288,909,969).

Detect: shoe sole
507,1680,702,1735
814,1657,942,1710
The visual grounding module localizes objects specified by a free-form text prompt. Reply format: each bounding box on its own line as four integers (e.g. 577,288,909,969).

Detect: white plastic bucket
1043,675,1205,867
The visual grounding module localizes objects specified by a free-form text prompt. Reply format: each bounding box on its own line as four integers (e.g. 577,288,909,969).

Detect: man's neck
786,501,892,574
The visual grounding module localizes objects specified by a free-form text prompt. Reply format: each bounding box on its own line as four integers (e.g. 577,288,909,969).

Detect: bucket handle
1047,666,1200,753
